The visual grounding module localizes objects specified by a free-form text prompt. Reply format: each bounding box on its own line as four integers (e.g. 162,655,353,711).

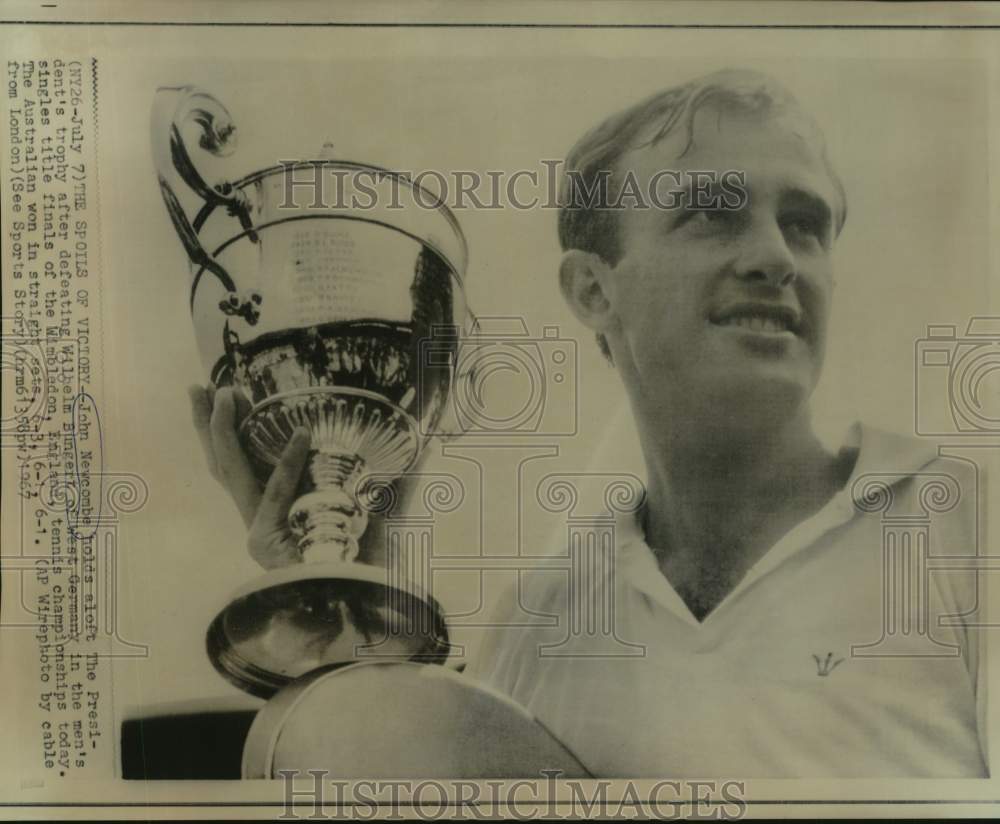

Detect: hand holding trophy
188,383,312,571
152,86,587,779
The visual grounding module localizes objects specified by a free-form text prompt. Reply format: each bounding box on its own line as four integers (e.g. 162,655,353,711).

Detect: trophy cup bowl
152,86,468,698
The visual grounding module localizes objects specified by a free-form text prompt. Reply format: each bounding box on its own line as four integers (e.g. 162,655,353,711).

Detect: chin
700,368,813,429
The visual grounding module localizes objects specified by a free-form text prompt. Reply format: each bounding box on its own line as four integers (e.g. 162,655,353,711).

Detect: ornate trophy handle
151,86,260,323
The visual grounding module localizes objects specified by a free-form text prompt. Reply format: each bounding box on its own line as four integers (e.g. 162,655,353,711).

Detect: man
191,69,987,777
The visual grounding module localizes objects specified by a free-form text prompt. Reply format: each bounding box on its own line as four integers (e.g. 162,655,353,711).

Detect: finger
254,427,312,532
248,530,303,570
188,385,220,480
210,386,262,526
231,384,253,421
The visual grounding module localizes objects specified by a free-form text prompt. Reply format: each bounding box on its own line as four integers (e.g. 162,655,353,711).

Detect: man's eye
682,209,735,230
782,213,826,244
694,209,727,223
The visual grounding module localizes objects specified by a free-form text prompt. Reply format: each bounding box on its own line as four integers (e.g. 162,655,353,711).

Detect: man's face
603,106,841,424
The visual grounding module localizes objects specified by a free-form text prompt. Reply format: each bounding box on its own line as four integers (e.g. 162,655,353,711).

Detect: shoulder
462,512,638,695
850,424,983,631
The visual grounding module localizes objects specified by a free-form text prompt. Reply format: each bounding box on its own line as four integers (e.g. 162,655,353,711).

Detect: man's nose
735,222,797,287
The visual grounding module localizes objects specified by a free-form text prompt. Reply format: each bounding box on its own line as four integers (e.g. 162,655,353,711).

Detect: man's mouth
709,303,802,336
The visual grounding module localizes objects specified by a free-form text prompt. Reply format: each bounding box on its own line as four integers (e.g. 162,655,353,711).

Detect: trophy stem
288,451,369,564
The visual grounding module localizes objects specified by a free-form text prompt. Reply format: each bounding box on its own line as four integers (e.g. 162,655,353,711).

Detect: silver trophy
151,86,467,698
151,87,589,779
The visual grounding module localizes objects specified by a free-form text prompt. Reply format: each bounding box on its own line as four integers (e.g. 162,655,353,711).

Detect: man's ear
559,249,616,335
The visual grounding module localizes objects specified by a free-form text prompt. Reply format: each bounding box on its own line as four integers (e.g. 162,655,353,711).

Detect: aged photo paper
1,1,999,819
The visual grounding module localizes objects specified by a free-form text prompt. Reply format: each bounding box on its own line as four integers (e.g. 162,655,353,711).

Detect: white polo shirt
465,424,988,778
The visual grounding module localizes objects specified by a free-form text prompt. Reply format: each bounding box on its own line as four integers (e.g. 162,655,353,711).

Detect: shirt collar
611,422,943,622
842,421,940,510
614,422,942,535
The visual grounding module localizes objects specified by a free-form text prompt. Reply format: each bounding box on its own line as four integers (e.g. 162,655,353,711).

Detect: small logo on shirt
813,652,844,676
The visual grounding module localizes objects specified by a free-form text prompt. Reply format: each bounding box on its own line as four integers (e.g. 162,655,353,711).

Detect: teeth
719,315,789,333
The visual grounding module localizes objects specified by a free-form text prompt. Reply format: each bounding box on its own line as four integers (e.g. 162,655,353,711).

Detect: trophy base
207,562,449,699
242,661,591,779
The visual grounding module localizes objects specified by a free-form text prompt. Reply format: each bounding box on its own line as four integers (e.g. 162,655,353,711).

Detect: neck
633,393,848,580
